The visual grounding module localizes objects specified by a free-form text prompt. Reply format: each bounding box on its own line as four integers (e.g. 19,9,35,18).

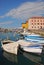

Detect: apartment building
28,17,44,30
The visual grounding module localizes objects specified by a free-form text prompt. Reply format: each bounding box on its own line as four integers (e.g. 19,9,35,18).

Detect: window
43,23,44,25
40,26,42,29
34,20,36,22
35,26,36,28
35,23,36,25
37,23,39,25
43,20,44,22
38,20,39,22
32,26,33,28
32,23,33,25
32,20,33,22
40,20,42,22
38,26,39,28
41,23,42,25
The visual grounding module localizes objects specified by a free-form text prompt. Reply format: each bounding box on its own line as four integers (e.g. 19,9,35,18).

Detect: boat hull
20,45,42,54
1,40,19,55
22,47,42,53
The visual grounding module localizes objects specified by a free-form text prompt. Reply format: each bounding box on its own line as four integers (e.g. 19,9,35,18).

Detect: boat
21,29,40,36
21,32,31,35
25,37,40,42
19,44,43,54
18,49,42,64
29,33,40,36
24,36,44,45
1,39,32,55
1,40,19,55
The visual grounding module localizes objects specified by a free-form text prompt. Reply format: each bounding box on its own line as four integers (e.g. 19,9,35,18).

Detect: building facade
28,17,44,30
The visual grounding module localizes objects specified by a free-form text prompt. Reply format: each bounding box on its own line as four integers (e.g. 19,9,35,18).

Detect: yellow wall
22,21,28,29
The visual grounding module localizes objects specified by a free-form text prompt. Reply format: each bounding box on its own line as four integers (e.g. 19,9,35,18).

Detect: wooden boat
1,39,32,55
1,40,19,55
20,44,43,54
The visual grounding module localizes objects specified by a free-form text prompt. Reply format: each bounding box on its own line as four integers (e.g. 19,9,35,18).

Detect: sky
0,0,44,28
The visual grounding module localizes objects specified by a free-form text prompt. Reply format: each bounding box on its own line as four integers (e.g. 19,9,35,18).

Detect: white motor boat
20,45,43,54
29,33,40,36
1,40,19,55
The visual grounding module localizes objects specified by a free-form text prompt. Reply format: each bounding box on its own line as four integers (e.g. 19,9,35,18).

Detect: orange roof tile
30,17,44,19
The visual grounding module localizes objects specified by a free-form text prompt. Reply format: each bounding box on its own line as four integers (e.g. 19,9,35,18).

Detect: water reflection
0,46,44,65
18,48,44,65
3,51,18,63
23,52,41,64
0,32,44,65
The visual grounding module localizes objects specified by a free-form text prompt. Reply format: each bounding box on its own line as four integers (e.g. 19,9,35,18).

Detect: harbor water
0,32,44,65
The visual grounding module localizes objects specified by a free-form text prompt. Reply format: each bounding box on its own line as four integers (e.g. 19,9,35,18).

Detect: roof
30,17,44,19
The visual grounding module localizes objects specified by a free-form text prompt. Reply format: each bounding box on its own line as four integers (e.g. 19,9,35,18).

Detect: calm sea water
0,32,44,65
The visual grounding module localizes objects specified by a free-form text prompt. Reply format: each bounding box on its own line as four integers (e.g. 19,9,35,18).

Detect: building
22,21,28,29
28,17,44,30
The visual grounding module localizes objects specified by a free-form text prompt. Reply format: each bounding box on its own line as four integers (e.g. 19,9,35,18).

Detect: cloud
37,0,44,2
0,16,5,18
0,1,44,20
0,21,13,25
